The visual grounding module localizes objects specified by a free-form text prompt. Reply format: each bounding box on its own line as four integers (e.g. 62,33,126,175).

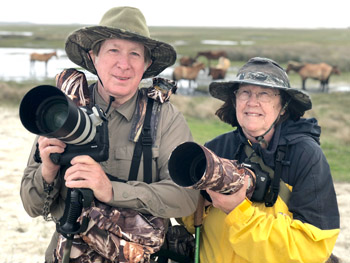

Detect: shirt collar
93,84,139,122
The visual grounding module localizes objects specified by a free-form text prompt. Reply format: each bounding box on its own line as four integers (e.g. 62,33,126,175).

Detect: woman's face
90,38,151,106
235,84,283,143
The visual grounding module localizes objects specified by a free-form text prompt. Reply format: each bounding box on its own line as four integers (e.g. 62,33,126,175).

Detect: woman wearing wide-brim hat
182,57,340,263
20,6,199,262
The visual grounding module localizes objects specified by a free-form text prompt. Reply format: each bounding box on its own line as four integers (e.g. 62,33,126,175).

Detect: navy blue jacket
205,117,339,230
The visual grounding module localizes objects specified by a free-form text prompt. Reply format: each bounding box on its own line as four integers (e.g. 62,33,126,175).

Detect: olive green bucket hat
209,57,312,115
65,6,177,79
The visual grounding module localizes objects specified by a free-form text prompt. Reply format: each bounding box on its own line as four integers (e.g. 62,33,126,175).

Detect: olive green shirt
20,86,199,261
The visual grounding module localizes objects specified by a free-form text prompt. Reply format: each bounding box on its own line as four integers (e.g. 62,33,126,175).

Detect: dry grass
305,92,350,145
172,94,222,120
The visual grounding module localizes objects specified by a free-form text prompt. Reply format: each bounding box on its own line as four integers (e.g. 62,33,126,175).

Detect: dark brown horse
195,50,227,67
179,56,196,66
286,61,340,92
208,67,227,80
208,57,231,80
30,51,58,76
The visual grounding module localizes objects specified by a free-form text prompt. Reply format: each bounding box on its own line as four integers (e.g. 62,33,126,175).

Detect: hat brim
65,26,176,79
209,80,312,112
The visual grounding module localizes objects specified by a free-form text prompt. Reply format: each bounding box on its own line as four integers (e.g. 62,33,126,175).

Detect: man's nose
116,54,130,69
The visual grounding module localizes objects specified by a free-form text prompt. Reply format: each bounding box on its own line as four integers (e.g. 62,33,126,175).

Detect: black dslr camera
19,85,109,165
242,161,271,202
20,85,110,237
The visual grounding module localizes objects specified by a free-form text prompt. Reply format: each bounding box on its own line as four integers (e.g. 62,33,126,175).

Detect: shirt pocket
111,145,159,182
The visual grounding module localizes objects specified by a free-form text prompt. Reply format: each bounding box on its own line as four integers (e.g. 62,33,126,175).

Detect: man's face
90,38,151,105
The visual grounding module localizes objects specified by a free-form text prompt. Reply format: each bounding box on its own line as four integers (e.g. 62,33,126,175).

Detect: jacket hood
280,117,321,145
250,118,321,168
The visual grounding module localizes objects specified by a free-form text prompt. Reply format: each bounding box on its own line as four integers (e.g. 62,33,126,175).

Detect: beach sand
0,106,348,263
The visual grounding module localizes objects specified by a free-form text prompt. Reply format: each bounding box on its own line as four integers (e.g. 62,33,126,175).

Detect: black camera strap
244,145,291,207
128,97,154,183
264,145,289,207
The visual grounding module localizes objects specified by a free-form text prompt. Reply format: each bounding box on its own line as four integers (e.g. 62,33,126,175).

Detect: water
1,47,348,94
0,47,96,81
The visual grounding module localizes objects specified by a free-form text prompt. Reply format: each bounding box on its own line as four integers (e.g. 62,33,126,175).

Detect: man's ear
88,50,95,63
144,60,152,72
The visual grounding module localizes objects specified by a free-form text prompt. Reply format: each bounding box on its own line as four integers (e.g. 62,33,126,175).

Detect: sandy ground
0,106,349,263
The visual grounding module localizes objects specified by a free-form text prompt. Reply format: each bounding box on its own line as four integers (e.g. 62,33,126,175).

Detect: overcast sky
1,0,349,28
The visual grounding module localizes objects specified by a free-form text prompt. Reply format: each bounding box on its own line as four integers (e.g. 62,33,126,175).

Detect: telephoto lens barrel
19,85,96,145
168,142,256,198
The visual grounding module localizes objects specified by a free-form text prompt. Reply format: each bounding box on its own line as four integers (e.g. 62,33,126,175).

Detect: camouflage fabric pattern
55,68,90,107
66,27,176,79
147,78,177,104
129,77,176,143
191,144,256,198
55,201,166,263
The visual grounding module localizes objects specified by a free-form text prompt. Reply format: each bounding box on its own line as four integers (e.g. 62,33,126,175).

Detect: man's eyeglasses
234,89,280,103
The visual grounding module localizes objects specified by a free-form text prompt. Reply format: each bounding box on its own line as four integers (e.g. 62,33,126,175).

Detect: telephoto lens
168,142,256,198
19,85,97,145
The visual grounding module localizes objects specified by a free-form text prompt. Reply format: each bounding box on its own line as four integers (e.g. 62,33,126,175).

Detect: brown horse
208,57,231,80
172,62,205,90
195,50,227,67
179,56,196,66
30,51,58,76
286,61,341,92
208,67,227,80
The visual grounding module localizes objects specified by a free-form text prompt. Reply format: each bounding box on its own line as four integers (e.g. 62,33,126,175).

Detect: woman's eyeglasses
234,89,280,103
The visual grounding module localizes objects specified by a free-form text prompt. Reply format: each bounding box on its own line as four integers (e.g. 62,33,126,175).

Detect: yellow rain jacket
183,119,340,263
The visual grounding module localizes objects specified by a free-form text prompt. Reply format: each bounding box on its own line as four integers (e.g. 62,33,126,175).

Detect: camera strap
128,97,154,183
244,145,291,206
128,78,177,184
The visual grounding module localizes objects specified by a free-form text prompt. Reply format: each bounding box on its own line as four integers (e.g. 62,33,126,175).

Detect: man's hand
65,155,113,203
38,136,66,184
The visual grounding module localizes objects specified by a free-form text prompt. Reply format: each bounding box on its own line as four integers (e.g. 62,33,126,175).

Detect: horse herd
174,50,341,93
173,50,231,89
29,50,341,93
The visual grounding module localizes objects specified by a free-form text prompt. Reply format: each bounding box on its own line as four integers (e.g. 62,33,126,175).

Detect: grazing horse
208,56,231,80
179,56,196,66
172,62,206,91
286,61,341,92
208,67,227,80
30,51,58,76
195,50,227,67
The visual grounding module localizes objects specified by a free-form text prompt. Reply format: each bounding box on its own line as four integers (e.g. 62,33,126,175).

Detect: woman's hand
38,136,66,184
206,175,249,214
64,155,113,203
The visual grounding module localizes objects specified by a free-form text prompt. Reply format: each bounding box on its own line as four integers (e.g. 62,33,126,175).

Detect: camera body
243,161,271,202
49,105,109,165
19,85,109,166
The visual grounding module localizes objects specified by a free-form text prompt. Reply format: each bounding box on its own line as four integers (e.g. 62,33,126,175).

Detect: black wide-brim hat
209,57,312,114
65,6,177,79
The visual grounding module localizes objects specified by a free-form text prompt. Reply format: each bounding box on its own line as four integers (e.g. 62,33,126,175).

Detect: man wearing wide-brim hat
181,57,339,262
20,6,199,262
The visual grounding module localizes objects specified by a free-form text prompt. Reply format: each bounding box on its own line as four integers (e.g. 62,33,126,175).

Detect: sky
1,0,349,29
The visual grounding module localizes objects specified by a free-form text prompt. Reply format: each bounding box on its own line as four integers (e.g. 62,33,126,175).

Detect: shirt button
122,192,129,198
